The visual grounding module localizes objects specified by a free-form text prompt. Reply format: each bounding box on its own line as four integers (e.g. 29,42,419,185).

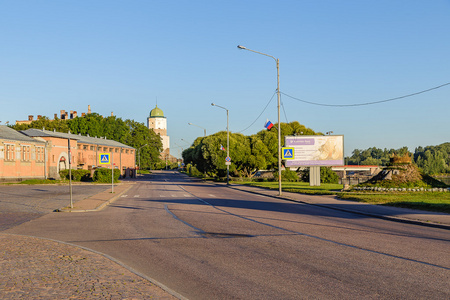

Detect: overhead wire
281,82,450,107
237,81,450,133
237,91,276,133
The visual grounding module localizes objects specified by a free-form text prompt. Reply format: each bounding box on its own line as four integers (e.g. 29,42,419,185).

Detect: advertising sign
284,135,344,167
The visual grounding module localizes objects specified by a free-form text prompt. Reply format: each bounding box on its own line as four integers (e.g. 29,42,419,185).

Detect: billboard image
284,135,344,167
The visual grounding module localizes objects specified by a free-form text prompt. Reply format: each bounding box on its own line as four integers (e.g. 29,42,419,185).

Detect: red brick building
0,126,136,181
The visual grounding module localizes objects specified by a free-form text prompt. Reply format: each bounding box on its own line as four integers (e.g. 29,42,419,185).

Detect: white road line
121,195,128,198
134,195,140,198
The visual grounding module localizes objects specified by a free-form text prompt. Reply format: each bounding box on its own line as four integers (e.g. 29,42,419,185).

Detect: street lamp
188,123,207,137
211,102,230,185
238,45,282,195
137,144,148,175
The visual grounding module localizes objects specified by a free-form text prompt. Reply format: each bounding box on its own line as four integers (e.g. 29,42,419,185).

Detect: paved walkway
2,179,449,299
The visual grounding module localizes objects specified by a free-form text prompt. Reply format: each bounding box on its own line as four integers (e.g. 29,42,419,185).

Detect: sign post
99,153,114,193
68,137,73,209
111,153,114,193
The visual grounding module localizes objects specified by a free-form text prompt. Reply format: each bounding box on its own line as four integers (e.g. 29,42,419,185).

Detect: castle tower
147,105,170,156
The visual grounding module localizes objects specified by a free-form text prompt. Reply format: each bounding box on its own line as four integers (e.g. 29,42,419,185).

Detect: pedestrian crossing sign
282,147,295,160
99,153,110,164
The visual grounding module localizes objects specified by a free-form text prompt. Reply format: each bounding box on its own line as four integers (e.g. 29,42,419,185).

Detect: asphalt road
5,171,450,299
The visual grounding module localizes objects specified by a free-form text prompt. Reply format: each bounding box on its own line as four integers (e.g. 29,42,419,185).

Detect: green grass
337,192,450,214
235,181,450,213
240,181,343,195
17,179,62,184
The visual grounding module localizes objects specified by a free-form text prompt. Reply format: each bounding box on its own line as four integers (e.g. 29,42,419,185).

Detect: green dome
149,105,164,117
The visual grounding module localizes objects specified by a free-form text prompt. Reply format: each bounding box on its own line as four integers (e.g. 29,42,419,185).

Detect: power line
238,92,276,133
281,82,450,107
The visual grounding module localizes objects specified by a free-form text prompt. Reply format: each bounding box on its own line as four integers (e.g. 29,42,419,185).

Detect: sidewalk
225,183,450,229
56,182,134,212
1,182,181,300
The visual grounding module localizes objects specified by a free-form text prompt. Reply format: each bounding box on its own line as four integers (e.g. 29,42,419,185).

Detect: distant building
0,126,136,181
147,105,172,159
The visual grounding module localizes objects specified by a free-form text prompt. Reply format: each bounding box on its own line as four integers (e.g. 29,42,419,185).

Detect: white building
147,105,170,158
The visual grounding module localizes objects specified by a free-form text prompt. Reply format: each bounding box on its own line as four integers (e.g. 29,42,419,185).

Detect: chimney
28,115,33,121
88,105,91,114
37,115,42,120
111,112,114,116
73,111,77,118
81,113,86,117
60,110,65,119
70,110,74,119
54,113,58,120
65,112,69,119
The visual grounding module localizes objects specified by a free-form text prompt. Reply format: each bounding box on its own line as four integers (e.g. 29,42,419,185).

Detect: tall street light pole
211,103,230,185
188,122,207,137
238,45,282,195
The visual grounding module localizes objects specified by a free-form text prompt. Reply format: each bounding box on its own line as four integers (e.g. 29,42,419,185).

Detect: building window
126,149,129,154
115,148,119,153
103,147,107,151
22,145,31,161
83,145,88,150
36,147,44,162
5,144,15,161
90,146,95,151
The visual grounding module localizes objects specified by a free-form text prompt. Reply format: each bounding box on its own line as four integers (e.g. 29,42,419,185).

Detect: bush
280,169,299,182
93,168,120,183
187,164,204,177
300,167,339,184
60,169,92,181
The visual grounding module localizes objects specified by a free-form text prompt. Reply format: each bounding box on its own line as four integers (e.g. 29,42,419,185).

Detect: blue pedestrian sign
99,153,111,164
282,147,295,160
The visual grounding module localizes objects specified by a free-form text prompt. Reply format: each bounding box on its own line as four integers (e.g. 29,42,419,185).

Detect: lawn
238,181,450,214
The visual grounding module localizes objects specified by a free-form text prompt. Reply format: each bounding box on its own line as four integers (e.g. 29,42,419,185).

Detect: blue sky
1,1,449,158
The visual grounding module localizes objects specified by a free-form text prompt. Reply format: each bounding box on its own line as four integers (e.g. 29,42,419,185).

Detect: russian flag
220,144,226,151
264,119,274,130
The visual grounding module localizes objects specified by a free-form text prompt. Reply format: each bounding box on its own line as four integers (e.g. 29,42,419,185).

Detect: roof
21,128,134,149
0,125,45,144
149,105,165,118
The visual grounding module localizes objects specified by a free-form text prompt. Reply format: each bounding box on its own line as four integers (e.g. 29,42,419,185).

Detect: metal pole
68,137,73,209
237,45,282,195
276,58,282,195
211,103,230,185
111,152,114,193
226,108,229,185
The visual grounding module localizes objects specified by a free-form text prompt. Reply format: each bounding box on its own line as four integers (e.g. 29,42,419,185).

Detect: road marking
134,195,140,198
121,195,128,198
208,194,216,197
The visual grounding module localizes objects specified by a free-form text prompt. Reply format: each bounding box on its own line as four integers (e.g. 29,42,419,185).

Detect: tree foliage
347,143,450,175
182,121,320,179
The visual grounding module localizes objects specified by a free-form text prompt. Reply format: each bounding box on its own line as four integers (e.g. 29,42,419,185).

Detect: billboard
284,135,344,167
